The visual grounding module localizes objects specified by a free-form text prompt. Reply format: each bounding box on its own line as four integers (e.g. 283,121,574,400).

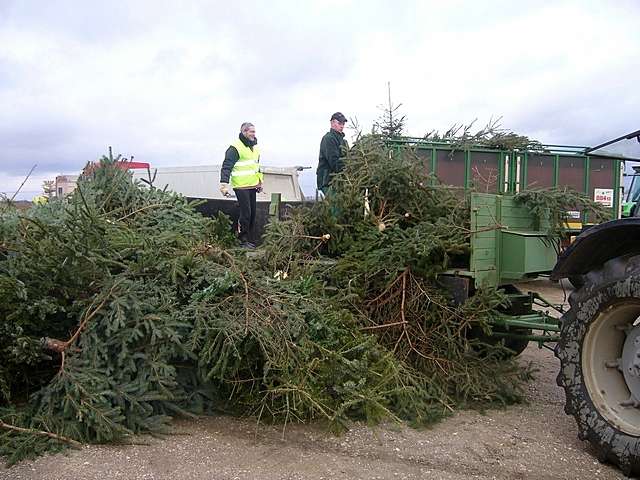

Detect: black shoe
240,241,256,249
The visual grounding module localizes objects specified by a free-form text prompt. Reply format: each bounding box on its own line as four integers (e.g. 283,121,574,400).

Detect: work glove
256,182,263,193
219,183,231,197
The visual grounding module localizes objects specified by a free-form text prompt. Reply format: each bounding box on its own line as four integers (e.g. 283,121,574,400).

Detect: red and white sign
594,188,614,207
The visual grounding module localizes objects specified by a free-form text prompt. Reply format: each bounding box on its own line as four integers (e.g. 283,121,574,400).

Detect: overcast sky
1,0,639,199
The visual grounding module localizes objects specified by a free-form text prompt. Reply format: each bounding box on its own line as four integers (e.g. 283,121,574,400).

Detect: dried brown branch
471,165,499,193
41,281,122,377
360,320,408,331
220,250,251,333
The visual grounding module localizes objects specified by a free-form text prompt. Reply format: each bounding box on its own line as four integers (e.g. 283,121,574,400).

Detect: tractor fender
551,218,640,280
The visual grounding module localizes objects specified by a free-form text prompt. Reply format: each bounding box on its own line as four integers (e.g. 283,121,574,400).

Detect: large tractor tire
555,254,640,476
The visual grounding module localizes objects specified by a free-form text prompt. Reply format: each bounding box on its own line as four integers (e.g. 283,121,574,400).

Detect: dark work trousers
234,188,257,242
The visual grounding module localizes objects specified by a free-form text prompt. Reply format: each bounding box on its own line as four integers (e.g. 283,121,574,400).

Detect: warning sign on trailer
594,188,614,207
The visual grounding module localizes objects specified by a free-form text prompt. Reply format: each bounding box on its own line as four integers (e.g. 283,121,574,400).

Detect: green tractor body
622,165,640,217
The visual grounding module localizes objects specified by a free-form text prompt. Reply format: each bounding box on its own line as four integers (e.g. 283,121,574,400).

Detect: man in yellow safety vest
219,122,263,248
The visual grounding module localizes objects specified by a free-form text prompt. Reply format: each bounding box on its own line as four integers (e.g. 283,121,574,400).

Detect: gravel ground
0,279,629,480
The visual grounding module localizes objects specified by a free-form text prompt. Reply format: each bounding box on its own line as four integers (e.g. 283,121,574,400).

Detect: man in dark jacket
317,112,348,195
219,122,263,248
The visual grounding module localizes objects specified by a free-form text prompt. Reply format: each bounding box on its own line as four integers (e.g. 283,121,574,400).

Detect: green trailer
435,191,562,351
379,137,634,348
389,137,633,229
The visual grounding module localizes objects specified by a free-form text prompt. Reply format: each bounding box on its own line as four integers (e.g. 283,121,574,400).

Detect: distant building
55,175,78,197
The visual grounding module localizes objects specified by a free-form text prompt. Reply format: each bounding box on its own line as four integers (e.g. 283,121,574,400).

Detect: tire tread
555,254,640,475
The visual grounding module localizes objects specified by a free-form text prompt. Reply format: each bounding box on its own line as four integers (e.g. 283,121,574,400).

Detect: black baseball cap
330,112,348,123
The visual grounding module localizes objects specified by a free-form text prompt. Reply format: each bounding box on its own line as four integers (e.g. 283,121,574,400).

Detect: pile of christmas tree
0,121,606,465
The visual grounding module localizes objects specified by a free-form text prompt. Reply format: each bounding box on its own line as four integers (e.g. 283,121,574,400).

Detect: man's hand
256,182,263,193
219,183,231,197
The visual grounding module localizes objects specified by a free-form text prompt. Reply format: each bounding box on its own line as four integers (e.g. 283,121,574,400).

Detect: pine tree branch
0,420,82,449
117,203,172,221
42,281,122,360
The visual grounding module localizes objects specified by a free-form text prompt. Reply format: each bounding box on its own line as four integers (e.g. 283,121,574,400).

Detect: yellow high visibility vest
230,140,262,188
